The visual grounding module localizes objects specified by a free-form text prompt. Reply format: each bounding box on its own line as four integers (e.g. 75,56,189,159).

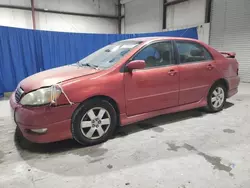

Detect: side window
132,41,174,68
176,41,213,64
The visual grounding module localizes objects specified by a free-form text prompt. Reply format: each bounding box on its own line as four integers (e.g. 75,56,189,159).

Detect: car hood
20,65,100,92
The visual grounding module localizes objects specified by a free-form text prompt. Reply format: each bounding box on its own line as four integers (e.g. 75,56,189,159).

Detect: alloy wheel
211,87,225,109
80,107,111,140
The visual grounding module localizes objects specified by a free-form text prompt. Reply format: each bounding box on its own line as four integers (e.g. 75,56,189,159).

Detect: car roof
124,36,199,43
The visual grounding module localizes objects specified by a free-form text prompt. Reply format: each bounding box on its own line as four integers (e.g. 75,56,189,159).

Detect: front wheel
206,84,226,113
71,99,117,146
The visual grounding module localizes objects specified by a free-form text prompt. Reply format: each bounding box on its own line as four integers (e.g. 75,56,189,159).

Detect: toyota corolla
10,37,240,145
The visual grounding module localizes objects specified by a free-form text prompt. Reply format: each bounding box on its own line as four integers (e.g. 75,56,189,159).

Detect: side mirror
126,60,146,71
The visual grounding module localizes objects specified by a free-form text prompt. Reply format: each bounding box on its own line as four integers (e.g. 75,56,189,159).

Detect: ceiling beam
165,0,188,6
120,0,134,5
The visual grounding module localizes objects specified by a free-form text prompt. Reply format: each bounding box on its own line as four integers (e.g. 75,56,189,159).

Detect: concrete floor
0,83,250,188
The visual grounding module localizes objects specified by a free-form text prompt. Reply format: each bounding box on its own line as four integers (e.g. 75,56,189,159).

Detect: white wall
123,0,162,33
197,23,210,44
0,8,33,29
35,12,118,33
0,0,118,33
166,0,206,30
123,0,207,34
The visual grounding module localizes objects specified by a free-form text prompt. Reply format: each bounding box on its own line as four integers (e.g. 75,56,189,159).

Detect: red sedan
10,37,240,145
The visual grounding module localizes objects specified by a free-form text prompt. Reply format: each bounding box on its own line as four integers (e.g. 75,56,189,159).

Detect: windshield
78,40,142,69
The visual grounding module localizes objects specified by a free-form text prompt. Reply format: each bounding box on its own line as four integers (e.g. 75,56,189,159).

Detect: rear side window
176,41,213,64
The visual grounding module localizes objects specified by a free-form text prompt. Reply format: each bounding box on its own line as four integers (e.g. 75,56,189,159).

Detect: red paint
126,60,146,70
19,65,99,91
178,60,220,105
10,94,77,143
220,51,236,58
124,65,179,116
10,37,240,143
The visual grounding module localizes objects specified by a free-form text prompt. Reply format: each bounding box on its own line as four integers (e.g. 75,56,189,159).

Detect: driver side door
124,41,179,116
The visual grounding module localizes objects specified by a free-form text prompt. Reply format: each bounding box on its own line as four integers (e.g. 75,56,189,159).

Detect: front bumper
10,93,78,143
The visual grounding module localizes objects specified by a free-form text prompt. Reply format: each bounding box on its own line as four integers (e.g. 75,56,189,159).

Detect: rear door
124,40,179,116
175,40,221,105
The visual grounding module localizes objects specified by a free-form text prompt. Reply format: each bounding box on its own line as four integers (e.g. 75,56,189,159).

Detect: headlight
20,86,61,106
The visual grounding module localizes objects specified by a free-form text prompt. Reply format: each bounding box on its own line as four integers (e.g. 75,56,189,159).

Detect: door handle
168,69,177,76
207,64,214,70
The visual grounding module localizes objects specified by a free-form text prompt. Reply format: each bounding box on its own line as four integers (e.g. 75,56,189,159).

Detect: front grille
15,87,24,103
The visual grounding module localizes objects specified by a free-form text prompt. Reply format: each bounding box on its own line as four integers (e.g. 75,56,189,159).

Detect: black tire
71,99,117,146
14,126,34,150
206,84,227,113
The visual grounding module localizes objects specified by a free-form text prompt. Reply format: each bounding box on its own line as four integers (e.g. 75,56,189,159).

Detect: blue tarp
0,26,198,96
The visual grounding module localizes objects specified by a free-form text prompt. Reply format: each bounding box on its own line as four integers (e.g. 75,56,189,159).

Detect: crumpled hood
20,65,100,92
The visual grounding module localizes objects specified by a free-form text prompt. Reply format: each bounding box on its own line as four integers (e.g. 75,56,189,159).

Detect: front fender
60,72,126,114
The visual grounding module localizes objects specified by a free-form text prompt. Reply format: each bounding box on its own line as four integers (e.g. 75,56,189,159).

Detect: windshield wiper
81,63,99,70
76,61,81,67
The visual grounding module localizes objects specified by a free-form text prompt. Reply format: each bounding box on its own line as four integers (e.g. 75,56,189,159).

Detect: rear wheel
71,99,117,146
206,84,226,112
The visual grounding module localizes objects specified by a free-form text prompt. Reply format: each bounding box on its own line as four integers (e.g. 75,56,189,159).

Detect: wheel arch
211,78,229,97
72,95,121,125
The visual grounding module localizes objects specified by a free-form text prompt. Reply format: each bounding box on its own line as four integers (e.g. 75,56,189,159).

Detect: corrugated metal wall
210,0,250,82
